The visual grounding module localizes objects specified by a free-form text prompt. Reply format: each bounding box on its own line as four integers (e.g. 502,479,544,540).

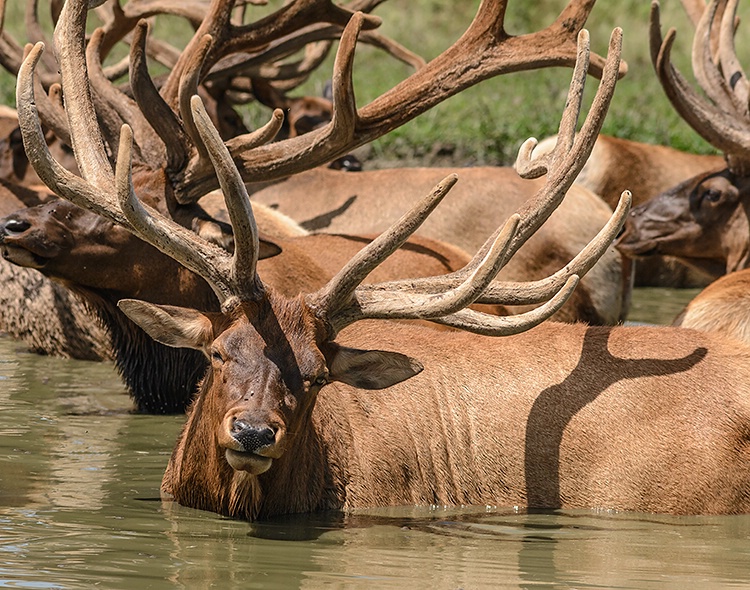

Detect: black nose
2,218,31,234
232,420,276,453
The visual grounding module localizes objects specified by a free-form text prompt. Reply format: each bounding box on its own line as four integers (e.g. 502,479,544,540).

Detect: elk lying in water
43,25,750,517
3,0,623,411
0,105,109,359
0,182,110,360
617,0,750,281
251,166,630,325
97,34,750,517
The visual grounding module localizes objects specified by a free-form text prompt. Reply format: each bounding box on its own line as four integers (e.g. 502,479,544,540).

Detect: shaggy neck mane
67,284,210,414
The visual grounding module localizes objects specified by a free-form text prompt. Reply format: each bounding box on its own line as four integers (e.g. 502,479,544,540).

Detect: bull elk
89,31,750,518
531,132,722,288
28,8,750,517
20,21,665,517
617,0,750,281
1,0,626,412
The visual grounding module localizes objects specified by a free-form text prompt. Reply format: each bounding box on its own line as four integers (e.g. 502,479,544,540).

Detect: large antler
307,27,629,336
173,0,627,203
18,15,627,337
650,0,750,174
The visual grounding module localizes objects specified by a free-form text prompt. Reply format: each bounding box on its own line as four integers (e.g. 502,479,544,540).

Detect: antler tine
129,19,192,174
114,95,280,306
515,29,591,179
86,26,163,166
650,0,750,170
691,0,736,115
474,190,631,306
190,94,264,301
25,0,59,74
357,190,632,308
505,28,621,269
43,82,72,147
310,174,460,321
161,0,381,109
179,34,215,167
54,0,114,188
313,188,630,338
18,42,122,220
357,30,427,70
717,0,750,117
115,124,240,305
306,26,623,337
340,214,521,328
206,20,424,88
434,276,581,336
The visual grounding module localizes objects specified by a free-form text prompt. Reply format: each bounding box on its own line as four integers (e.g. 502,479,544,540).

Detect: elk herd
1,0,750,519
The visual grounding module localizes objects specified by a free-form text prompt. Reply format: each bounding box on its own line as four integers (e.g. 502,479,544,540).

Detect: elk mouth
224,449,273,475
0,243,49,269
616,240,660,258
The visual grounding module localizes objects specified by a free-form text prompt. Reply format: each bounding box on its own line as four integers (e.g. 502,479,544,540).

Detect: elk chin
0,244,49,269
224,449,273,475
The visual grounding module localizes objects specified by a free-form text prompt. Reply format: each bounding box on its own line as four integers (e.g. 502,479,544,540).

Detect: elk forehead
213,295,330,400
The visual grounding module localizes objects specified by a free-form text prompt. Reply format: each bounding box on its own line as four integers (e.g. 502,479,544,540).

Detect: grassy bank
1,1,744,166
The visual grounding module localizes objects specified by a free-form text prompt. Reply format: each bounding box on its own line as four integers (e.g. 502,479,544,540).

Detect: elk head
44,28,625,517
617,0,750,277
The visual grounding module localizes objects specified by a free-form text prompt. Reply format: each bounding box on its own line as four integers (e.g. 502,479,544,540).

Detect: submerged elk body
155,303,750,518
617,0,750,280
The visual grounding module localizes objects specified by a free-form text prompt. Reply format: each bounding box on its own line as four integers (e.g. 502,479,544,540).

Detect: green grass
1,0,745,166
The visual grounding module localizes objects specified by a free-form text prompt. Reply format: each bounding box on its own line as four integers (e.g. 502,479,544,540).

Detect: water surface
1,288,748,589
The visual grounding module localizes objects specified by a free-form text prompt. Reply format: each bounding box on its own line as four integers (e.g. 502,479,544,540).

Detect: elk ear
118,299,215,351
258,238,283,259
324,343,423,389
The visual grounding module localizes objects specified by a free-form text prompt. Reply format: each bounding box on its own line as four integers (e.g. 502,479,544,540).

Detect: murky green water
2,288,749,589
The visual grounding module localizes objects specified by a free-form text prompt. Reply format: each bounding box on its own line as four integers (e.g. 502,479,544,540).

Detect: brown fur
0,188,489,411
617,166,750,285
152,290,750,518
674,269,750,345
250,166,630,325
0,148,109,360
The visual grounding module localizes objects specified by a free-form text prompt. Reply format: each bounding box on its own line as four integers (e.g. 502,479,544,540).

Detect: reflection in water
1,288,750,588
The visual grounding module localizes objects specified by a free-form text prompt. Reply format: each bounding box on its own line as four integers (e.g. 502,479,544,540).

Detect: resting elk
250,162,630,325
33,20,750,518
0,102,109,359
617,0,750,281
1,0,627,413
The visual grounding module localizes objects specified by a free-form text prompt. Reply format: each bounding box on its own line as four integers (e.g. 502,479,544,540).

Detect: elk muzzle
219,413,286,475
0,216,50,268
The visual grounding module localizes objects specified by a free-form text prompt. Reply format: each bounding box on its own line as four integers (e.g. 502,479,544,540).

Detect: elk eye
703,189,721,204
212,350,225,364
313,374,328,387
